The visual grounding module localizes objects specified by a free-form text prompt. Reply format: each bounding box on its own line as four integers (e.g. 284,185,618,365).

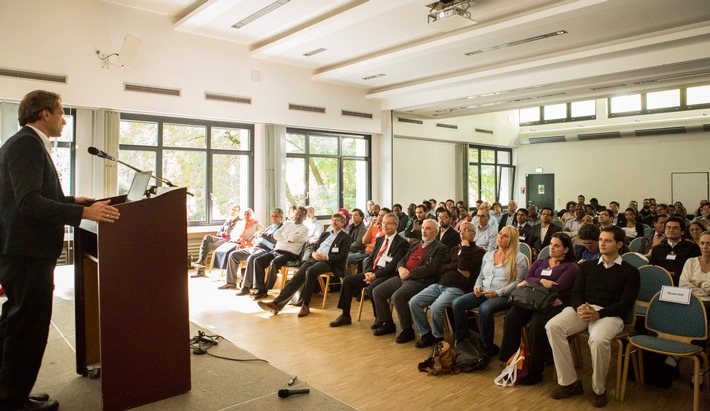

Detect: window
647,89,680,110
284,129,370,216
687,85,710,106
119,114,253,225
467,146,514,206
609,84,710,117
50,107,76,195
519,99,596,125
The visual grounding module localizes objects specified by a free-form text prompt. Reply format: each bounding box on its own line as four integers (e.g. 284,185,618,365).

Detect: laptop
126,171,152,202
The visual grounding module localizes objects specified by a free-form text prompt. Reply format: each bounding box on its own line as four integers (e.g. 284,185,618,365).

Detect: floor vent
289,103,325,114
398,117,423,125
577,131,621,141
0,67,67,84
124,83,180,96
342,110,373,119
205,92,251,105
634,126,686,137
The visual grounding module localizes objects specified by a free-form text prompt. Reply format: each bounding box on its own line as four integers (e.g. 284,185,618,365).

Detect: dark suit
437,227,460,250
527,223,562,251
0,126,84,404
514,223,532,244
500,213,515,227
371,240,448,330
337,234,409,317
272,230,351,307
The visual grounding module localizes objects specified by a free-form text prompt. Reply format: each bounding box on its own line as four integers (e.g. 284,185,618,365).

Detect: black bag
454,333,489,372
508,282,558,311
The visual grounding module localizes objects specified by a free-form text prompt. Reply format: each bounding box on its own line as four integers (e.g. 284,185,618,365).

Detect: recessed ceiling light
303,48,327,57
465,30,568,56
231,0,290,29
362,73,386,80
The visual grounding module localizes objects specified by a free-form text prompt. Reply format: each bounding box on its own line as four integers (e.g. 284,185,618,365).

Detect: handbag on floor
418,341,460,376
508,282,558,312
454,333,489,372
494,341,529,387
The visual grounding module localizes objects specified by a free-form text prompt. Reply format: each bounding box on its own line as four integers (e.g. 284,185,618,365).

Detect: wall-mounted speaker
116,35,141,68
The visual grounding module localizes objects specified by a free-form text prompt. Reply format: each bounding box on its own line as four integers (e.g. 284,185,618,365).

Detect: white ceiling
104,0,710,118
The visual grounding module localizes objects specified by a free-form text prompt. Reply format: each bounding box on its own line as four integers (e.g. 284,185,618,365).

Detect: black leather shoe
251,291,269,299
414,332,437,348
28,393,50,402
190,270,205,278
218,283,236,290
13,399,59,410
329,315,352,327
235,287,250,296
372,322,396,336
370,320,384,330
395,328,416,344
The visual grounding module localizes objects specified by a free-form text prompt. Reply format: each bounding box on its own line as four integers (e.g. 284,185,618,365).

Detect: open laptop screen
126,171,152,202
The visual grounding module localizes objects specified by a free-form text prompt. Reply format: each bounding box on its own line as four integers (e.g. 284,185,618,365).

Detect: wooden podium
74,188,191,411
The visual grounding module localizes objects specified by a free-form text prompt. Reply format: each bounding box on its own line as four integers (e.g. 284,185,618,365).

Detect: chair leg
637,348,645,385
207,252,214,273
615,339,623,401
691,356,701,411
321,275,331,309
357,288,366,322
620,342,634,402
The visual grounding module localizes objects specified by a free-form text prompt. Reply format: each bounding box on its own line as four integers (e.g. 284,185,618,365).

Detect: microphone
277,388,310,398
88,146,115,161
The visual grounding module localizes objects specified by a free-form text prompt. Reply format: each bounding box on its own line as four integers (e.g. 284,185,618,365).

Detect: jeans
409,284,464,338
451,293,510,348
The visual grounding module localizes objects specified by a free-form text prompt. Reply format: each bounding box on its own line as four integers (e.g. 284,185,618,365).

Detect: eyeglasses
666,226,681,231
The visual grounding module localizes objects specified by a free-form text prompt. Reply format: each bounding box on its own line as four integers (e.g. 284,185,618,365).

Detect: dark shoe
235,287,250,296
370,320,384,330
258,301,281,315
218,283,236,290
518,372,544,386
485,344,500,356
13,399,59,410
251,291,269,300
297,305,310,317
190,270,205,278
550,380,584,399
194,260,205,267
28,394,50,402
330,315,352,327
373,322,396,336
395,328,416,344
590,391,607,408
415,332,438,348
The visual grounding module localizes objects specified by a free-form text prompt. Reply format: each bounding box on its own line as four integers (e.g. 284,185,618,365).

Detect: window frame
519,99,597,126
285,128,371,218
466,145,515,207
119,113,254,227
609,84,710,118
50,107,76,195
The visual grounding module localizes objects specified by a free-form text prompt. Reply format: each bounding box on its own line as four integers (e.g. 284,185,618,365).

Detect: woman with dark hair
688,221,704,244
498,232,578,385
622,207,644,242
561,201,576,222
338,208,351,228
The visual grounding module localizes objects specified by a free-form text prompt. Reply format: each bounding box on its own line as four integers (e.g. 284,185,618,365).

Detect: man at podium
0,90,121,411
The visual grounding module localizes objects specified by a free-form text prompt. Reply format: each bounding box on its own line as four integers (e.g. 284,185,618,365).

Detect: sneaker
590,391,607,407
550,380,583,399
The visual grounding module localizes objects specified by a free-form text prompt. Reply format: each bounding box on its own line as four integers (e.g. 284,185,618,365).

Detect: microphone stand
98,154,194,197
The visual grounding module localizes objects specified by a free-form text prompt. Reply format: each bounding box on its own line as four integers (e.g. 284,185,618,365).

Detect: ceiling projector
427,0,477,32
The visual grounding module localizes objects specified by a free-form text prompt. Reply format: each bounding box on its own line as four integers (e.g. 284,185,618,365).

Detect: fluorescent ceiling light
232,0,290,29
465,30,567,56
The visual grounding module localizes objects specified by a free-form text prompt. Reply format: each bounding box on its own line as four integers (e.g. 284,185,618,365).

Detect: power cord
189,330,268,363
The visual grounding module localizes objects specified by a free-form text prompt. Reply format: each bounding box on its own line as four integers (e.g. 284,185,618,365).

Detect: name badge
519,236,526,241
659,285,691,304
382,255,393,263
541,268,553,277
666,253,676,260
332,247,339,253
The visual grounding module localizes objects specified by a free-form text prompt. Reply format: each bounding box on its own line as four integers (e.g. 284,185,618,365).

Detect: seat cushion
630,335,703,355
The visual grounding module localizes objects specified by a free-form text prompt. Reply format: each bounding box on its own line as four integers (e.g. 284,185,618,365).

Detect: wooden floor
188,269,704,411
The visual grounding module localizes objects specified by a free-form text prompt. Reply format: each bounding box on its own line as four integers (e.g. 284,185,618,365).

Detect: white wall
392,138,458,205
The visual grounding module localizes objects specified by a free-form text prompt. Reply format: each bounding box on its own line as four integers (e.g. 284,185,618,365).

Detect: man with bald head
499,200,518,227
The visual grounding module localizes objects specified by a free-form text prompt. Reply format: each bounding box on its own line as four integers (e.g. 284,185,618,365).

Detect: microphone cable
189,331,268,363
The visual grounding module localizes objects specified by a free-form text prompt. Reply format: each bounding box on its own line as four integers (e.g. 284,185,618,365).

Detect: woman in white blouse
679,231,710,311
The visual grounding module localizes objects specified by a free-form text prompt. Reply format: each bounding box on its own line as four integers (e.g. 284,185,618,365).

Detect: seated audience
574,224,601,263
596,209,613,230
451,226,528,355
329,213,409,327
692,203,710,230
393,203,408,233
303,206,323,246
679,231,710,311
499,233,578,385
349,208,389,271
409,222,485,348
257,213,351,317
192,204,241,277
560,201,576,222
473,209,498,251
404,204,427,243
545,226,640,408
499,200,518,227
514,208,532,244
609,201,625,226
688,221,704,244
527,207,562,259
364,200,377,224
492,202,504,224
345,208,367,258
639,214,667,255
648,216,701,285
401,203,417,234
454,206,472,232
436,207,461,250
639,199,652,219
562,204,585,237
527,205,540,226
220,208,283,290
621,208,644,243
371,219,448,343
241,207,309,298
209,208,263,271
337,208,351,229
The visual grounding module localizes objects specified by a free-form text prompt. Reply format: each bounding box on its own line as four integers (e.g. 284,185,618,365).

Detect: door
526,173,555,210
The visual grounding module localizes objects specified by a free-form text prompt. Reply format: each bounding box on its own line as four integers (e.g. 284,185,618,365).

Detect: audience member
329,213,409,327
527,205,540,226
560,201,575,221
345,208,367,259
436,207,461,250
257,213,351,317
679,231,710,312
474,209,497,251
499,200,518,227
404,204,427,243
349,208,389,271
514,208,532,244
492,202,503,224
499,233,578,385
688,221,704,244
545,226,640,408
392,203,408,233
692,203,710,230
621,208,644,243
648,216,701,285
209,209,263,272
596,209,613,230
451,226,528,355
639,214,667,255
193,204,242,277
303,206,323,246
574,224,601,263
371,219,448,343
527,207,562,259
562,204,585,238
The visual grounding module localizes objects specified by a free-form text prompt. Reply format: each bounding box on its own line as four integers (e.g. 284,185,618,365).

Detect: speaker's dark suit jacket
527,222,562,251
0,126,83,258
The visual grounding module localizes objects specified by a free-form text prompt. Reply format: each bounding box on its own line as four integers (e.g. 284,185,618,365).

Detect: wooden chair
620,292,709,410
317,259,349,309
356,287,394,322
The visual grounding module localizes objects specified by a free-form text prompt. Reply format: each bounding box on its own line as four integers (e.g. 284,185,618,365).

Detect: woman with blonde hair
451,225,528,355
